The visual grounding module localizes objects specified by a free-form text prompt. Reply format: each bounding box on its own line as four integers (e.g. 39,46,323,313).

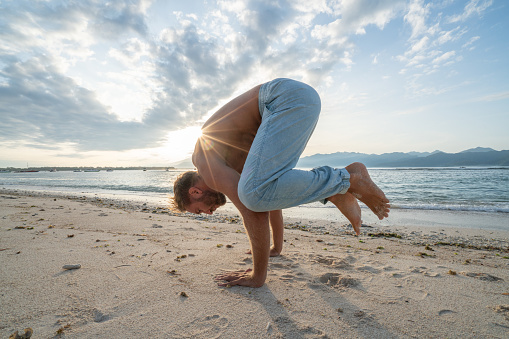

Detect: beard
198,189,227,207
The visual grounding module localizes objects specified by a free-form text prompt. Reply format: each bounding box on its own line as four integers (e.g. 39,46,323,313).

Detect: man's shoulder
193,141,227,170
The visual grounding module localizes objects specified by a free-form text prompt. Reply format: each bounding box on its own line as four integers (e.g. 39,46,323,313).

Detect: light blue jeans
238,78,350,212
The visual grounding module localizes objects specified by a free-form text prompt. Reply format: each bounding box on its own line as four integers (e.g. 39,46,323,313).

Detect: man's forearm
241,210,270,285
195,154,271,286
269,210,284,253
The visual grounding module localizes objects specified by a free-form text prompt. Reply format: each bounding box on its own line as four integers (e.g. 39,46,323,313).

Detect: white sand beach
1,191,509,338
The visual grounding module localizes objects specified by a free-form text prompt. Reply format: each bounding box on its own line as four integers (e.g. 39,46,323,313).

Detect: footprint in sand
175,314,229,339
271,316,326,338
438,309,456,316
356,265,380,274
310,254,353,269
459,272,503,281
317,273,360,288
93,309,111,323
491,305,509,321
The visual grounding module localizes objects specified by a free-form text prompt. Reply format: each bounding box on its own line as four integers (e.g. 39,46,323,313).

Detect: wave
298,201,509,213
1,182,171,194
369,167,509,171
390,203,509,213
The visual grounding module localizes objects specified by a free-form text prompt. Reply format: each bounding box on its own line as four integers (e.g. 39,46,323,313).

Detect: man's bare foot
328,192,362,235
345,162,390,220
246,247,281,257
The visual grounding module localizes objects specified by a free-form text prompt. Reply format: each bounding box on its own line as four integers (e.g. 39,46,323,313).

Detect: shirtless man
172,78,390,288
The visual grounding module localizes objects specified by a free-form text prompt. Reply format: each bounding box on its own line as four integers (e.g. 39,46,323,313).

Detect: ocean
1,167,508,214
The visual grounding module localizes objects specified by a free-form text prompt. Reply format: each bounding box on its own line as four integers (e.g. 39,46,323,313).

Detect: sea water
1,167,508,214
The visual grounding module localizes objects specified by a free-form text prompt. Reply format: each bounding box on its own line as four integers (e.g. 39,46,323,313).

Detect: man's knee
238,185,268,212
238,185,258,211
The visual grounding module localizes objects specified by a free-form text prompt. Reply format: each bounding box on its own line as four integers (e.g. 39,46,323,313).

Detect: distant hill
297,148,509,168
172,148,509,169
171,158,195,169
459,147,495,153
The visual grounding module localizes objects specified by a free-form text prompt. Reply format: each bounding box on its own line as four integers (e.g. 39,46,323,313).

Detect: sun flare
162,126,202,163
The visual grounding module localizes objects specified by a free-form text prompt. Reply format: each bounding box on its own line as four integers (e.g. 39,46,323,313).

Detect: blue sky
0,0,507,167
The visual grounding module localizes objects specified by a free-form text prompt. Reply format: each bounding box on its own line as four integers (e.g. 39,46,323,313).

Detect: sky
0,0,508,168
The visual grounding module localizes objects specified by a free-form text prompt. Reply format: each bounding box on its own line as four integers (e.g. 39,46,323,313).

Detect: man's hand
215,268,265,288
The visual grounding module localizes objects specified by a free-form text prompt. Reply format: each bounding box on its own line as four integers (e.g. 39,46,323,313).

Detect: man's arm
194,148,270,287
269,210,284,256
246,209,284,257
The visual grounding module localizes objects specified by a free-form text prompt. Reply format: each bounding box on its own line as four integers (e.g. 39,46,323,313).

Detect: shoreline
1,191,509,338
2,187,509,235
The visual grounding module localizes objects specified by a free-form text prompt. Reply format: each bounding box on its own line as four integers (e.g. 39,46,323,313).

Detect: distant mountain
171,158,195,169
460,147,495,153
173,148,509,169
297,148,509,168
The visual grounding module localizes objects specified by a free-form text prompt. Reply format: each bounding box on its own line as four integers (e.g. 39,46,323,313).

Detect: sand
1,191,509,338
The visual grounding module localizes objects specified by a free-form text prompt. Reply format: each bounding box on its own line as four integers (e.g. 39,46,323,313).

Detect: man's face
186,189,226,215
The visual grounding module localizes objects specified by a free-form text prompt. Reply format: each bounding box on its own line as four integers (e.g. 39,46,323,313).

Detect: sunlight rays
201,88,260,130
199,133,250,153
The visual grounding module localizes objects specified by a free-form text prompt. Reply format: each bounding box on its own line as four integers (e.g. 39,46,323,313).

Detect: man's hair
171,171,200,212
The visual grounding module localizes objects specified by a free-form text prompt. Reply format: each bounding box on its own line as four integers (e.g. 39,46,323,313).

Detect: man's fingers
214,274,237,282
215,268,252,282
218,278,244,287
215,269,253,285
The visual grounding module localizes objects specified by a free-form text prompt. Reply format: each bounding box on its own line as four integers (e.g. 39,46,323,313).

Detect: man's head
172,171,226,214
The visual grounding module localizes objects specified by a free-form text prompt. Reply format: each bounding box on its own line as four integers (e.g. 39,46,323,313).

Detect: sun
161,126,203,163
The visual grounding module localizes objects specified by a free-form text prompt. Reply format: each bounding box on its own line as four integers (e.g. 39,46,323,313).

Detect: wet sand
1,191,509,338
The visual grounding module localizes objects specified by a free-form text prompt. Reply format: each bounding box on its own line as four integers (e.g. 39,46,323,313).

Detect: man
172,78,390,288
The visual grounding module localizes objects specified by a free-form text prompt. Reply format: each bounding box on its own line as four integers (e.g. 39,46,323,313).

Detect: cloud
1,0,306,152
432,51,456,64
474,91,509,102
447,0,493,23
2,0,495,156
0,55,160,151
108,38,151,65
396,0,493,86
312,0,405,42
462,36,480,50
404,0,431,39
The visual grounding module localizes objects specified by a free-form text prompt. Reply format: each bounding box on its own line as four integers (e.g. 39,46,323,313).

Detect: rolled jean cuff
319,168,350,205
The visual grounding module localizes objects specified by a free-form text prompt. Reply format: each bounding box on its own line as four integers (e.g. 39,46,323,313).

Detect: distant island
0,166,176,172
168,147,509,168
296,147,509,168
8,148,505,172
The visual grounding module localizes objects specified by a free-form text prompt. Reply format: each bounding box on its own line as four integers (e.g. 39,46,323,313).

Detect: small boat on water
84,169,100,172
50,169,57,172
73,169,82,172
106,169,114,172
17,163,39,172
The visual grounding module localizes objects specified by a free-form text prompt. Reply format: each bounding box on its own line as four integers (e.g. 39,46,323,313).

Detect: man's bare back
194,85,262,174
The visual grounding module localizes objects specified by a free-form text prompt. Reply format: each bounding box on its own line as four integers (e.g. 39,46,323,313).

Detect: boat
73,169,82,172
18,163,39,172
106,169,113,172
50,169,57,172
84,169,100,172
0,170,10,173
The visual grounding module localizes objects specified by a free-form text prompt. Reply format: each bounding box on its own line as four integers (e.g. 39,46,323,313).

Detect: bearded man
172,78,390,287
